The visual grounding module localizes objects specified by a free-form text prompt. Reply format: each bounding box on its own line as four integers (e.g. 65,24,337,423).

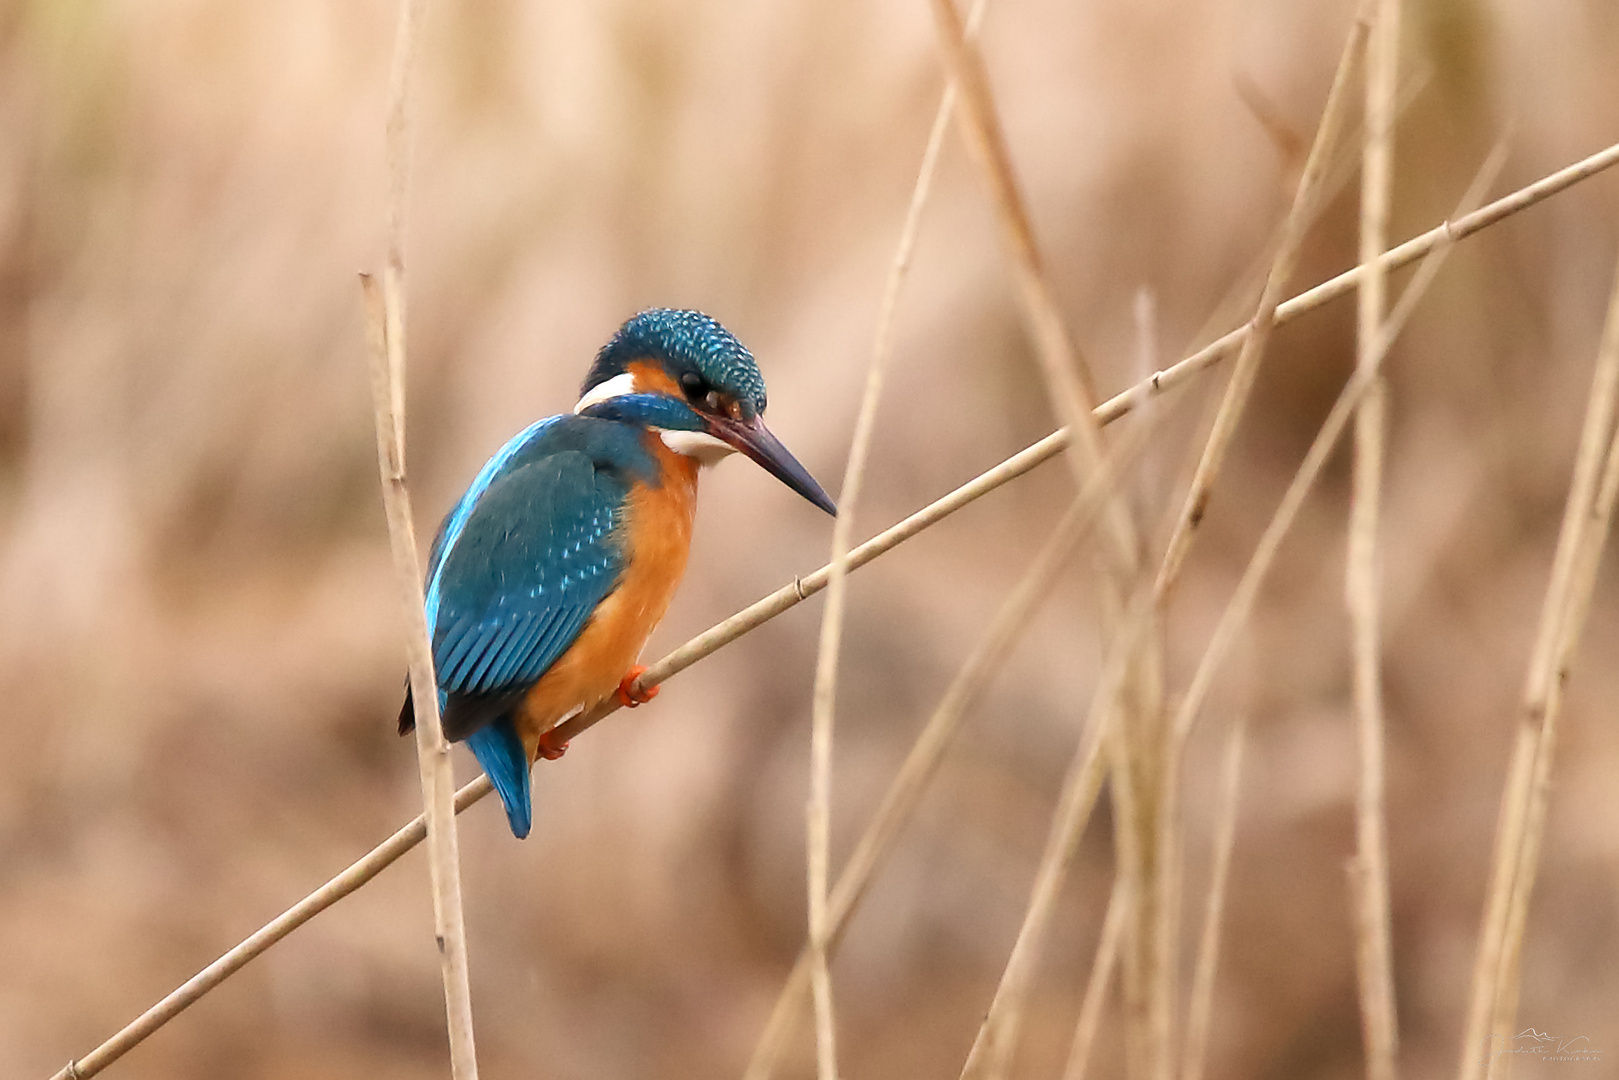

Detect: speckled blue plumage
415,414,663,837
585,309,767,418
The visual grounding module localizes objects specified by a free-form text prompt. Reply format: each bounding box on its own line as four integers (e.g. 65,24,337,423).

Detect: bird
399,308,836,838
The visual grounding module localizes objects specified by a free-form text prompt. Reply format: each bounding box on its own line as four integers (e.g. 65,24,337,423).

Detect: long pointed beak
710,415,837,516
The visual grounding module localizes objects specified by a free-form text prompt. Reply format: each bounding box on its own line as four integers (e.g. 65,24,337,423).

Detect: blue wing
430,450,624,702
417,419,633,837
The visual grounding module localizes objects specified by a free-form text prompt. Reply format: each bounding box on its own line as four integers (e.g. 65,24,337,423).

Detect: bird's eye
679,372,706,399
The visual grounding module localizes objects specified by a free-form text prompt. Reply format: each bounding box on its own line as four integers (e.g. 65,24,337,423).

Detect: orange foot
536,728,569,761
616,665,660,708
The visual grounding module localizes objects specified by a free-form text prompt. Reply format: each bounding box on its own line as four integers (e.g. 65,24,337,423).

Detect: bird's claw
536,729,569,761
616,665,659,708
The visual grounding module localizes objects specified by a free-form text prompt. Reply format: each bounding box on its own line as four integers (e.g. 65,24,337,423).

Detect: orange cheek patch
626,359,684,398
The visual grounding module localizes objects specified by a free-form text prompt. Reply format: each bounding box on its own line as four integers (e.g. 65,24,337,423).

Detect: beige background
2,0,1618,1077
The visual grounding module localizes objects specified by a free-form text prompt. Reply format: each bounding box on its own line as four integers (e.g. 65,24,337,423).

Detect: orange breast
514,434,699,759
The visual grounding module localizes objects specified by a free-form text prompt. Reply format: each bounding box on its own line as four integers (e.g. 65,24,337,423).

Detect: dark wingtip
398,683,415,735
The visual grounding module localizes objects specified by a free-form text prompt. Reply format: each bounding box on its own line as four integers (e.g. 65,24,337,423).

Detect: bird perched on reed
399,309,836,837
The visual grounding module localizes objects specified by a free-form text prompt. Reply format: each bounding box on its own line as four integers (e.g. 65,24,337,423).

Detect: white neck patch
661,429,736,465
573,371,638,413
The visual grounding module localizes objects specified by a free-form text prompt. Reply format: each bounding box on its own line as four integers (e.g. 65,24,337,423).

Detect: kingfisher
399,309,835,838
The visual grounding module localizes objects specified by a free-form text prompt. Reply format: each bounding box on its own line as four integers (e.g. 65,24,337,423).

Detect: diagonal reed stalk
924,0,1137,568
1060,877,1131,1080
367,1,479,1077
1164,142,1506,778
1178,717,1247,1080
1132,177,1511,1080
1141,18,1370,1080
802,4,991,1073
956,581,1159,1080
923,6,1172,1076
1457,250,1619,1080
1349,0,1402,1077
1154,0,1371,603
745,394,1171,1080
47,138,1617,1080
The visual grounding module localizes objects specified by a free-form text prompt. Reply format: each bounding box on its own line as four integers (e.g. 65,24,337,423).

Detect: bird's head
575,309,836,515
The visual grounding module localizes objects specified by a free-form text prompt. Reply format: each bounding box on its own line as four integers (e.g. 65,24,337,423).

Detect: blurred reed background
3,0,1619,1077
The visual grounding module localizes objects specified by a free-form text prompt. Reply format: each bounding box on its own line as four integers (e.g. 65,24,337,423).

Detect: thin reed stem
1154,1,1370,602
1349,1,1402,1077
746,404,1167,1080
924,0,1138,574
368,2,479,1077
1165,143,1506,781
1139,17,1368,1079
1178,718,1247,1080
801,5,990,1070
957,579,1169,1080
1060,879,1131,1080
1096,139,1619,429
1457,250,1619,1080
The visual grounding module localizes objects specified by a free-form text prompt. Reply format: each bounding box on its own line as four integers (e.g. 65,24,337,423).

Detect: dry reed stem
1095,138,1619,429
48,779,488,1080
1060,878,1131,1080
543,135,1619,752
50,140,1611,1080
1133,289,1166,521
924,0,1138,575
1132,18,1367,1077
745,405,1168,1080
924,10,1177,1076
1140,146,1498,1080
802,6,990,1070
1493,418,1619,1025
1165,142,1506,777
1153,2,1370,602
1456,252,1619,1080
370,1,479,1076
362,274,479,1080
1495,384,1619,1027
957,584,1164,1080
1348,1,1401,1077
1187,65,1429,372
1178,718,1247,1080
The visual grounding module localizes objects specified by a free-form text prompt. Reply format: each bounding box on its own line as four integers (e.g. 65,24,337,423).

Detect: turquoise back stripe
424,417,559,660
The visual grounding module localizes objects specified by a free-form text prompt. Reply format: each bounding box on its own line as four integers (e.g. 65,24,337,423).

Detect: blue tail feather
467,720,533,839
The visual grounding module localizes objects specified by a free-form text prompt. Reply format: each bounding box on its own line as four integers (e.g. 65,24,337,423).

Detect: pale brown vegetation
5,2,1619,1079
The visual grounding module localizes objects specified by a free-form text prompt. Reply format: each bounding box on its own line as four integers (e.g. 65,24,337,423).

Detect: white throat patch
660,429,736,465
573,371,638,413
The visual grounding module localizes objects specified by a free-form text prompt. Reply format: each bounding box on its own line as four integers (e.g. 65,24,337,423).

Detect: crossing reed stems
746,401,1165,1080
1162,143,1507,810
923,0,1138,571
955,585,1158,1080
1142,19,1369,1079
1154,0,1370,603
360,273,480,1080
1456,250,1619,1080
802,1,990,1072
